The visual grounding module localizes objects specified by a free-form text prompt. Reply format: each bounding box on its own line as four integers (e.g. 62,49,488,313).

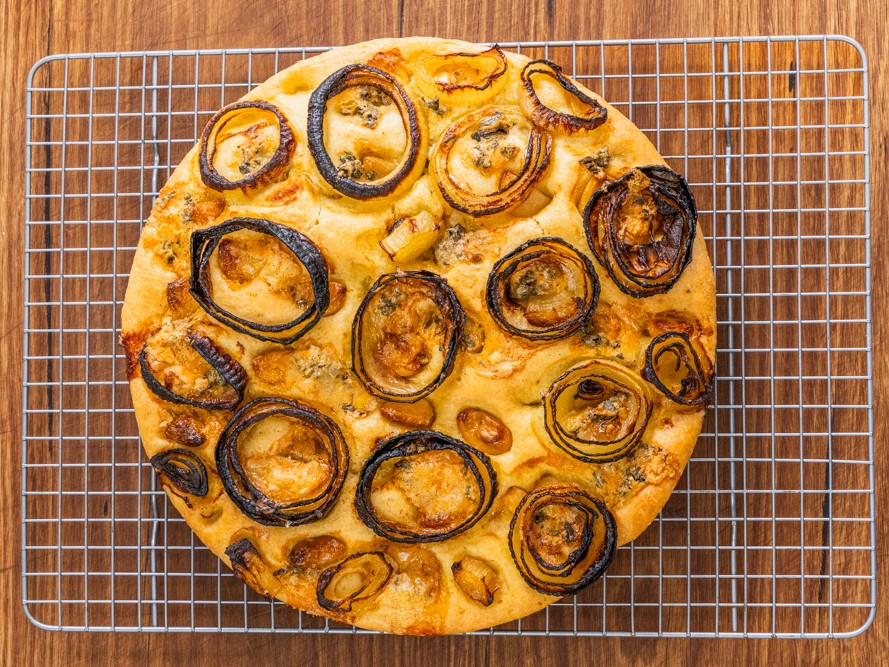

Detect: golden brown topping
366,48,411,80
325,281,348,316
525,502,588,569
452,556,501,606
380,399,436,428
225,538,281,599
239,416,335,504
387,546,443,601
456,408,512,455
164,415,205,447
120,330,148,379
380,212,442,264
373,448,481,529
165,277,195,317
251,349,290,386
213,231,314,322
461,318,486,353
288,535,347,570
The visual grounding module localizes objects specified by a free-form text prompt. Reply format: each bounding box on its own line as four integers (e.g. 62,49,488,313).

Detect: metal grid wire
22,36,874,637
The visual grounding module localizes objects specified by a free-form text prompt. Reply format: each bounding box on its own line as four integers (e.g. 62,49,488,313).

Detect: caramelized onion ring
583,165,697,298
430,106,552,217
189,217,329,344
355,430,497,543
643,331,714,406
149,448,209,498
416,45,508,103
544,359,651,463
486,237,599,341
199,100,295,191
519,60,607,134
216,397,349,527
225,538,280,599
307,64,423,200
509,485,616,595
352,271,465,403
317,552,393,612
139,331,247,410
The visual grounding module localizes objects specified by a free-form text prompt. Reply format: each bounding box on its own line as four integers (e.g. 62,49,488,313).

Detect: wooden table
1,0,886,663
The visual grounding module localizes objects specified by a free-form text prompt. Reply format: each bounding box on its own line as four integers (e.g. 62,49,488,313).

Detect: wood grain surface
2,0,887,664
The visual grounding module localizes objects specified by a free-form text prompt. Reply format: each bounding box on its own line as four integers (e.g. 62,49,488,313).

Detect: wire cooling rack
22,36,874,637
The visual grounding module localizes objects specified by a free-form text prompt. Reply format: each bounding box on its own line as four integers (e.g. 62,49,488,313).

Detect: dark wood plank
1,0,886,664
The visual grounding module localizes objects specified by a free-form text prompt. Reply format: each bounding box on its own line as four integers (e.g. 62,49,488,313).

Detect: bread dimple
121,37,716,635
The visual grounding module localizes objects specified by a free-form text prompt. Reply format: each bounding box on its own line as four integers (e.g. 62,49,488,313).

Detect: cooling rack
22,36,874,637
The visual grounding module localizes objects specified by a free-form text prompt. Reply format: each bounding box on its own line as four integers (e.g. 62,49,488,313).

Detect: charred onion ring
544,359,651,463
216,397,349,527
520,60,607,134
583,165,697,298
430,106,552,217
307,64,423,200
415,45,508,104
486,237,599,341
199,100,295,191
139,331,247,410
643,331,714,406
317,552,394,612
509,485,616,595
189,217,329,344
355,430,497,543
352,271,464,403
225,538,280,599
149,448,209,498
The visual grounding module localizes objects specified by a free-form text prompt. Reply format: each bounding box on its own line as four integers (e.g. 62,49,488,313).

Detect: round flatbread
121,37,716,635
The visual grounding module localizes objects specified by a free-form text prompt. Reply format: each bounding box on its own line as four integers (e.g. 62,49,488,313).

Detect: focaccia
120,37,716,635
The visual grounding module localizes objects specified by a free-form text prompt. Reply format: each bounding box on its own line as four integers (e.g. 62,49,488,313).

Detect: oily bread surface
121,36,717,635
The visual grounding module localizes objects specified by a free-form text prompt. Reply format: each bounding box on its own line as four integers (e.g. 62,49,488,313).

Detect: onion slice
189,217,329,344
316,552,393,612
519,60,607,134
544,359,651,463
215,397,349,527
355,430,497,543
225,538,281,599
430,106,552,217
149,448,209,499
351,271,464,402
486,237,599,341
139,331,247,410
642,331,714,406
199,100,295,192
583,165,697,298
415,45,508,104
307,64,423,200
508,485,616,595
